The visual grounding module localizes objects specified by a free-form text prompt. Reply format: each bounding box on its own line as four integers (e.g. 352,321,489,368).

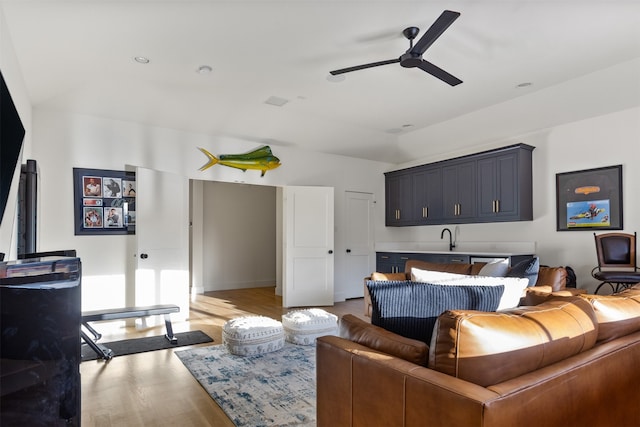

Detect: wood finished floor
80,287,367,427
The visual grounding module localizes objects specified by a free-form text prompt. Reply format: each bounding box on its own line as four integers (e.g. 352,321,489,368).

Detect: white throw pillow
410,267,528,310
478,259,510,277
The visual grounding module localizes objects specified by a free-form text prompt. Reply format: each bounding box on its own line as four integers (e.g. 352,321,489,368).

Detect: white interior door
282,186,334,308
344,191,374,299
135,167,189,321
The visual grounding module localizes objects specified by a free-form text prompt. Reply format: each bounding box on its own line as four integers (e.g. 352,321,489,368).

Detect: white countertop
375,241,536,256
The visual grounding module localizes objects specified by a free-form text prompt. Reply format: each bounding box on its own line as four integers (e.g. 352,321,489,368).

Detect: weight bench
81,304,180,361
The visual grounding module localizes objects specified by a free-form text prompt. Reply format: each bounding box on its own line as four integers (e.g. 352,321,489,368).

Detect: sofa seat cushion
366,280,504,345
410,268,529,311
429,298,598,387
580,290,640,343
338,314,429,366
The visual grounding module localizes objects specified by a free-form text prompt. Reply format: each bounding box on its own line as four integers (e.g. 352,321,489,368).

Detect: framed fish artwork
556,165,622,231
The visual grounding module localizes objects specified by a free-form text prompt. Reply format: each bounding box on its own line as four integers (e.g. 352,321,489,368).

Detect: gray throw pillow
506,257,540,287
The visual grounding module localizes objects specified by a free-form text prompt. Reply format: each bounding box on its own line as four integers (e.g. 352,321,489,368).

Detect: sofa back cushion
338,314,429,366
429,298,598,387
580,289,640,343
404,259,472,275
366,280,503,345
370,271,407,281
410,268,529,311
536,266,568,291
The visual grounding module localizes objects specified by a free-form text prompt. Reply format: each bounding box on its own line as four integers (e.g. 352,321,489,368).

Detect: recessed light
264,96,289,107
327,74,346,83
516,82,533,88
385,128,403,134
134,56,150,64
197,65,212,74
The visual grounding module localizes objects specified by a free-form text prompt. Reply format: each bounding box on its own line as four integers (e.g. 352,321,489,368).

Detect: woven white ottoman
222,316,285,356
281,308,338,345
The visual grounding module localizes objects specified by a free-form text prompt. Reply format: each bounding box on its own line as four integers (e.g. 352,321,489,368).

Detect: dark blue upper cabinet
384,144,534,226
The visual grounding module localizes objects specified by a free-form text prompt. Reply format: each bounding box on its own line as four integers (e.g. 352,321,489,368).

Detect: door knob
328,250,333,254
346,249,351,253
140,253,149,259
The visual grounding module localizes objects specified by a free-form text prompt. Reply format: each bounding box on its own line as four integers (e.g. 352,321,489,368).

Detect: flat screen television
0,70,26,224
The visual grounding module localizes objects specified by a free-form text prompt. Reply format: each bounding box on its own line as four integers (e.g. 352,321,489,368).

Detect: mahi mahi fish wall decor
198,145,281,177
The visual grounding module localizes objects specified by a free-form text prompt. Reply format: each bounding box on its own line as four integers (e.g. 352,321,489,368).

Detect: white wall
30,108,391,310
0,6,32,257
200,180,276,291
385,106,640,293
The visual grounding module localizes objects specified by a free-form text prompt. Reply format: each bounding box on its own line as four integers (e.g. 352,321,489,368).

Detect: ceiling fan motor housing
400,52,423,68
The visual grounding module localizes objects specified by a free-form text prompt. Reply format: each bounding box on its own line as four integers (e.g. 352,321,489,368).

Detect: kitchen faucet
441,228,455,251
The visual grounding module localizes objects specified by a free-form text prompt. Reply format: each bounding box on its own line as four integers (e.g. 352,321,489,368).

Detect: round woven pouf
281,308,338,346
222,316,285,356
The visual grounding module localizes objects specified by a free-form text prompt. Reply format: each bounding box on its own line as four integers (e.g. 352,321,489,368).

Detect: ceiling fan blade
416,60,462,86
330,58,400,75
410,10,460,55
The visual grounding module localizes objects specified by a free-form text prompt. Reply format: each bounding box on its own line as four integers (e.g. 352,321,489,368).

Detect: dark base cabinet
376,252,533,274
0,257,81,427
384,144,534,226
376,252,471,273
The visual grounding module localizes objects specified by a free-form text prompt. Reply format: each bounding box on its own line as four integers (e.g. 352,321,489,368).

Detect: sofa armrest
316,335,498,427
339,314,428,366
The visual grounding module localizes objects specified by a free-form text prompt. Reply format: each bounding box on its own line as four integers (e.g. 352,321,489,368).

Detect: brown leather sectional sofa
317,285,640,426
363,259,579,317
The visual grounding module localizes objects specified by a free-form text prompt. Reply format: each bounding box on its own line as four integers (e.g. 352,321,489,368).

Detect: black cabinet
384,144,534,226
376,252,412,273
376,252,471,273
385,172,413,226
412,167,443,224
477,149,532,222
442,160,476,222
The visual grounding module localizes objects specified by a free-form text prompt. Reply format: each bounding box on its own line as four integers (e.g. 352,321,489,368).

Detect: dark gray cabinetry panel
385,172,413,226
412,167,443,224
384,144,534,226
477,147,533,222
375,252,533,273
442,160,476,222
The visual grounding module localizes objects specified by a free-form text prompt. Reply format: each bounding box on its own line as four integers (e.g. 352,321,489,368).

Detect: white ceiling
1,0,639,164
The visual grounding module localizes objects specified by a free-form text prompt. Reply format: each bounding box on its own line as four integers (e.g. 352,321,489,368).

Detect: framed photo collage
73,168,136,235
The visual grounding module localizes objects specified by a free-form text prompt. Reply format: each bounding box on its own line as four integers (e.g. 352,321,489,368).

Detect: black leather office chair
592,232,640,294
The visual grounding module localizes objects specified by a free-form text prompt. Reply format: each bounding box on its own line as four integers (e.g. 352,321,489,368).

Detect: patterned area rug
175,343,316,426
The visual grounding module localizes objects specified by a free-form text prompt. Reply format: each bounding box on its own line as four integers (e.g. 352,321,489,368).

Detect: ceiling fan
329,10,463,86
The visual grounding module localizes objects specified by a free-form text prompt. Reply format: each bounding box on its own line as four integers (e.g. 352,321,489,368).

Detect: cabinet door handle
496,199,500,213
492,200,496,213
